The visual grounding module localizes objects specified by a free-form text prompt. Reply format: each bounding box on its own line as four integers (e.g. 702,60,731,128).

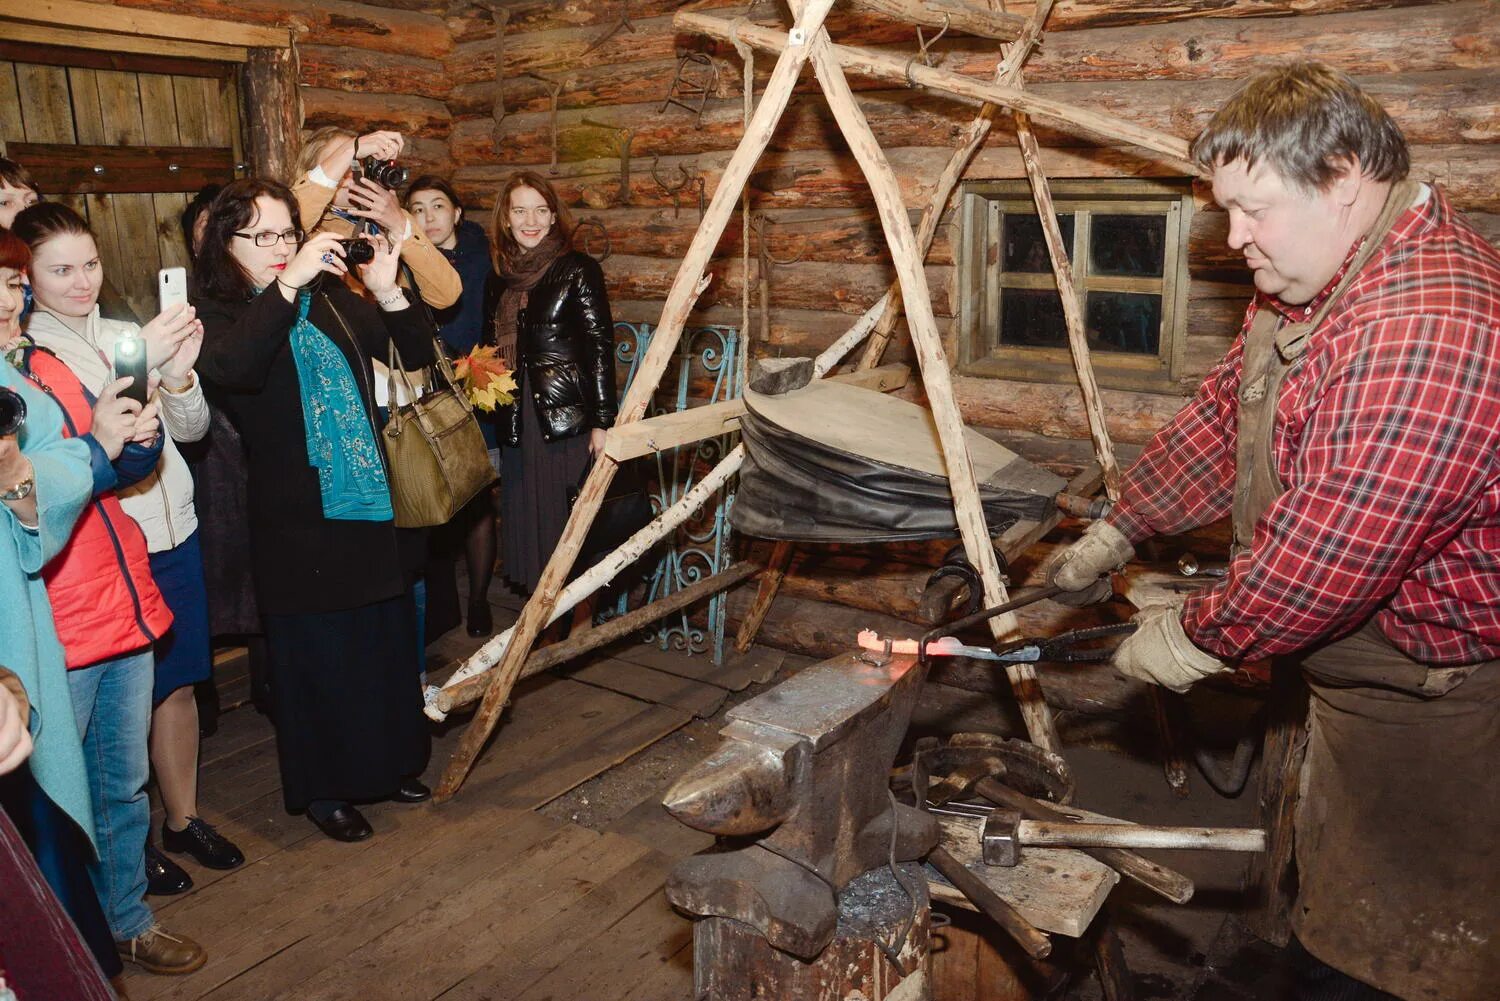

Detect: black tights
465,485,499,610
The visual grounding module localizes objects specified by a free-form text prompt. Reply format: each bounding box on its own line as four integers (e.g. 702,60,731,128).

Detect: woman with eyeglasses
190,179,433,842
490,172,616,615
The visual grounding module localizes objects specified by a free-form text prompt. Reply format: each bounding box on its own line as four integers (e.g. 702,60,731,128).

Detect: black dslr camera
358,157,408,191
0,386,27,437
337,238,375,266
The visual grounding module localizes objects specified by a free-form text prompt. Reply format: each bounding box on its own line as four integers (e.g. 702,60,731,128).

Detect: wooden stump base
692,863,932,1001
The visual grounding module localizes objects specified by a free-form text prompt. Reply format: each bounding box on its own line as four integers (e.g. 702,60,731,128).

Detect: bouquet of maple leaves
452,345,517,411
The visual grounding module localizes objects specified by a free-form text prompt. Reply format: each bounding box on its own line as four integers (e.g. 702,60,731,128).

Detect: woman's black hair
192,178,300,301
181,183,223,255
403,175,463,213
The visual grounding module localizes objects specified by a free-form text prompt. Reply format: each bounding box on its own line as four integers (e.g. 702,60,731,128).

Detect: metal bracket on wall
582,0,638,56
474,1,510,143
581,119,637,207
651,157,691,218
660,52,721,129
525,72,566,175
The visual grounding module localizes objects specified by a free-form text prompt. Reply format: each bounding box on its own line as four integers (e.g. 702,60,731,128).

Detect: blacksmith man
1050,62,1499,1000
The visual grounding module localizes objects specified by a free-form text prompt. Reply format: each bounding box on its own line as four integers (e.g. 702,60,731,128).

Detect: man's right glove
1112,604,1228,694
1045,520,1135,607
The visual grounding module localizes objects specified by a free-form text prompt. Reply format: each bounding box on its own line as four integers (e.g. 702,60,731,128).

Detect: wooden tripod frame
434,0,1198,799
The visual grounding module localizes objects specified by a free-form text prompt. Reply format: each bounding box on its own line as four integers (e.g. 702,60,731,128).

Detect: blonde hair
293,126,355,184
1192,61,1409,192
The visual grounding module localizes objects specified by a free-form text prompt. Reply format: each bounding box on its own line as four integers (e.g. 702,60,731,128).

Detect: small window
956,179,1193,393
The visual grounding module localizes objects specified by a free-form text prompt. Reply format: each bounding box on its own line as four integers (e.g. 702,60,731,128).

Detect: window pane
998,288,1069,349
1090,214,1167,278
1087,291,1162,354
1002,214,1074,273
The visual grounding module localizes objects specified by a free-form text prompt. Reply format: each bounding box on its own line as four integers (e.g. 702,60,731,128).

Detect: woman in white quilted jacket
14,203,245,896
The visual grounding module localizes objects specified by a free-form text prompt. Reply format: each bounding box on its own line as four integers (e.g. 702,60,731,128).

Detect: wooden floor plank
605,797,716,860
513,880,694,1001
282,829,654,1001
565,656,729,717
724,643,787,685
439,849,677,1001
611,641,758,691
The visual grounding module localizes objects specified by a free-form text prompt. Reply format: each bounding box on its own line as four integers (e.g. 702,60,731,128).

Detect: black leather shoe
145,844,192,896
162,816,245,870
466,600,493,637
391,778,431,804
309,804,373,842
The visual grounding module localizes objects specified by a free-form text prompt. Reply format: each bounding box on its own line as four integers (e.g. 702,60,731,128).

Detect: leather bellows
383,339,495,528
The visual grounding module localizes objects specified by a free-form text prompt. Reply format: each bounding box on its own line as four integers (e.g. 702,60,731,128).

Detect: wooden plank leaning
797,2,1061,751
434,0,843,800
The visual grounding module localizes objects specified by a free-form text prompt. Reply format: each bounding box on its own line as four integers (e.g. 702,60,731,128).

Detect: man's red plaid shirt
1109,185,1500,665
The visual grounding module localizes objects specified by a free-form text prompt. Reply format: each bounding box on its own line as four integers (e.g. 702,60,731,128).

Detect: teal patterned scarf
288,289,393,522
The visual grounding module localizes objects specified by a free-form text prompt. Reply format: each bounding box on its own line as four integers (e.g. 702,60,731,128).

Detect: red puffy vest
21,348,172,669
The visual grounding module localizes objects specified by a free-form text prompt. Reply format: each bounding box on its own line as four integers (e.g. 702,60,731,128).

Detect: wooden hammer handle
928,846,1052,960
1019,821,1268,853
974,777,1195,905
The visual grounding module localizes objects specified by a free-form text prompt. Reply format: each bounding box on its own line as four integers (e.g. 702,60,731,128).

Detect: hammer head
982,808,1024,867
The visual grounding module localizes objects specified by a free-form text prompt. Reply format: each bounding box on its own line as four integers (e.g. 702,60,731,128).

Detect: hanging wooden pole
435,0,842,801
799,4,1060,751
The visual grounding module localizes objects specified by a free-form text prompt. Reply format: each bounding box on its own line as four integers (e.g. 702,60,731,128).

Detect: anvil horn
663,729,805,835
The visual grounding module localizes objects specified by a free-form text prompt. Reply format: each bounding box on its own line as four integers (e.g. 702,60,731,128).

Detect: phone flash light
118,339,140,357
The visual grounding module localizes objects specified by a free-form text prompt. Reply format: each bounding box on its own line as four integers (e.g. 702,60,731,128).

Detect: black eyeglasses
233,228,304,248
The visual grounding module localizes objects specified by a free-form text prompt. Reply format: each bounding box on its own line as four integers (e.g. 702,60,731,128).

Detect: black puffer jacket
498,250,618,446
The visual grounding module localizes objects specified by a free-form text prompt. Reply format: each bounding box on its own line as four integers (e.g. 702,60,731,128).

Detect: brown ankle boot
115,924,207,975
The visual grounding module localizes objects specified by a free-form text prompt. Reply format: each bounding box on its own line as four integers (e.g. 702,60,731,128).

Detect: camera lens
340,238,375,266
361,158,408,190
0,386,27,437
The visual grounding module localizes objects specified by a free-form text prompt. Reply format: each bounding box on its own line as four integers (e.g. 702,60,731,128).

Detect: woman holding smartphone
192,179,434,842
14,204,245,897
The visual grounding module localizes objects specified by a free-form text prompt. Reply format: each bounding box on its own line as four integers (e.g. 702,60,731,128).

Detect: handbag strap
398,260,475,416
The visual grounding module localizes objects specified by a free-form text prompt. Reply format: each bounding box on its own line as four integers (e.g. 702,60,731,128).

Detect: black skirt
499,371,593,595
262,592,429,810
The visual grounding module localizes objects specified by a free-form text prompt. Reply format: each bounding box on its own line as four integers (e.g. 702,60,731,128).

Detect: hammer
982,809,1266,867
930,765,1197,904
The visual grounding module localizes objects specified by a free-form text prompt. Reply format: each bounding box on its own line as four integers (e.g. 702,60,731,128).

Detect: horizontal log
941,374,1188,446
112,0,452,58
298,44,449,100
9,141,233,194
1035,0,1442,33
300,88,451,140
675,13,1197,172
947,0,1496,84
845,0,1025,40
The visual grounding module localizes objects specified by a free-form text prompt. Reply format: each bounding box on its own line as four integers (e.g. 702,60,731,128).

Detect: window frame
956,178,1195,394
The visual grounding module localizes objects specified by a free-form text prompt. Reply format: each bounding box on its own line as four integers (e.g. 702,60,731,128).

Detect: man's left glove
1112,605,1228,694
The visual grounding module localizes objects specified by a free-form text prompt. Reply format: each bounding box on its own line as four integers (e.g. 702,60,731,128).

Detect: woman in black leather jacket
490,171,617,597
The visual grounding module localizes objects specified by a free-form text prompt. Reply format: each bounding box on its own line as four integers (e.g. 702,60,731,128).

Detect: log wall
452,0,1498,432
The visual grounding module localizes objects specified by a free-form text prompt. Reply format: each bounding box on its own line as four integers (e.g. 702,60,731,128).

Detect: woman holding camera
192,179,434,842
292,128,460,309
491,172,617,603
3,223,207,976
15,204,245,898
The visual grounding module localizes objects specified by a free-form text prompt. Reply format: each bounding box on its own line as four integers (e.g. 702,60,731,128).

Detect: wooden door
0,42,244,322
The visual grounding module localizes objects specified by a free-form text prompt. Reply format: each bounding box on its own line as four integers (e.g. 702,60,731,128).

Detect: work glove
1112,605,1228,694
1045,520,1135,607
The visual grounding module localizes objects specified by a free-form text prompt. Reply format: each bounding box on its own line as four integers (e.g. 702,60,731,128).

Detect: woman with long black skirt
191,179,433,842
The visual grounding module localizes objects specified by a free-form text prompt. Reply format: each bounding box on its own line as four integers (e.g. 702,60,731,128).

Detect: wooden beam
242,46,302,184
799,8,1059,751
674,13,1200,176
0,21,248,62
8,142,235,195
435,561,763,713
603,362,910,461
845,0,1025,41
0,0,291,49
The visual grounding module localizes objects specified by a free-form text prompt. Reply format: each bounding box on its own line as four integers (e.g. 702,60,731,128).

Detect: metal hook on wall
660,51,721,129
651,157,692,218
525,72,566,175
582,0,638,56
580,119,637,207
574,217,612,262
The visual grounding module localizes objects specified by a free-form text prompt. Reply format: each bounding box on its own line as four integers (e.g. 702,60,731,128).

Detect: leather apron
1230,181,1500,1000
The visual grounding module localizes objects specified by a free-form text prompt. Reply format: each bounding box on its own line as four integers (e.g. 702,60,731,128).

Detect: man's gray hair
1191,61,1409,191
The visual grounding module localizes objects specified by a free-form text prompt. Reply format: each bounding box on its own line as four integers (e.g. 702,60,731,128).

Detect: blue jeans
67,648,155,941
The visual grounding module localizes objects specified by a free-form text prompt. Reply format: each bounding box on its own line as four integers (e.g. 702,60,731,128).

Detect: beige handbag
382,338,495,528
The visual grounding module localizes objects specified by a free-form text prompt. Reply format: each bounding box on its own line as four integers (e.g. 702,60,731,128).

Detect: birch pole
798,4,1060,751
435,0,842,800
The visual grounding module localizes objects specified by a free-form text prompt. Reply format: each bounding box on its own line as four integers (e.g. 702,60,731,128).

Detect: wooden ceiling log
845,0,1025,41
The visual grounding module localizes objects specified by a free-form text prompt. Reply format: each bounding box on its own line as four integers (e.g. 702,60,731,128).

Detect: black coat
498,250,617,447
194,280,435,616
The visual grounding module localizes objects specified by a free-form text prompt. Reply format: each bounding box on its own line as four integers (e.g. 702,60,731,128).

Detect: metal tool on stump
663,649,938,961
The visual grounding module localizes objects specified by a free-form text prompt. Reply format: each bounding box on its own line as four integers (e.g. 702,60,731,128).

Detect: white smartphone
158,266,188,314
